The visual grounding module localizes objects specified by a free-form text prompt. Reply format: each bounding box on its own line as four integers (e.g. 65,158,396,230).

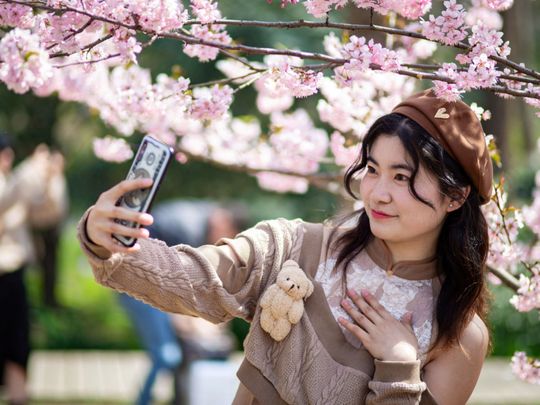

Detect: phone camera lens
146,152,156,166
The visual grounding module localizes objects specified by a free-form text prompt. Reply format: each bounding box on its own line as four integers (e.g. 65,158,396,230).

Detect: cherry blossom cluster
1,0,538,196
482,183,525,274
511,352,540,385
0,28,53,94
466,0,503,29
509,268,540,312
265,56,323,98
255,109,329,192
93,136,134,163
422,0,467,46
430,12,510,101
335,36,401,86
0,2,34,28
190,85,234,120
485,0,514,11
282,0,433,20
184,0,231,62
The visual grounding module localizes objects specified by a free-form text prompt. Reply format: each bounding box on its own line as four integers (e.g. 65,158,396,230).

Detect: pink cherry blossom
509,270,540,313
129,0,188,32
468,24,509,59
266,109,329,175
304,0,348,18
482,183,526,273
256,172,309,193
183,0,230,62
511,352,540,385
266,56,323,98
93,136,134,162
0,28,54,94
336,36,401,86
190,0,221,24
267,0,300,8
466,3,503,30
433,63,463,101
456,53,501,90
394,0,432,19
190,85,233,120
330,131,361,167
524,85,540,116
323,32,344,59
422,0,467,46
112,28,142,64
0,3,35,28
485,0,514,11
183,25,232,62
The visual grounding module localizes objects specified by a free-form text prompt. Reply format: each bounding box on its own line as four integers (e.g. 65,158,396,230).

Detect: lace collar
365,237,438,280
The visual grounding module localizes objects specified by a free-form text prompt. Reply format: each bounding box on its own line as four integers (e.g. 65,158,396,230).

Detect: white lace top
315,237,440,362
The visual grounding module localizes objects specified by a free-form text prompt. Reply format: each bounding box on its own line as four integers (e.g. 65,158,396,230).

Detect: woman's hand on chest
338,289,419,362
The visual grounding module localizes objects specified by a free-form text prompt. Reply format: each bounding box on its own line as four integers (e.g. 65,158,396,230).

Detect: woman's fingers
338,316,370,342
341,299,375,332
109,220,150,239
101,235,142,254
360,289,388,316
110,206,154,226
346,289,383,324
86,178,155,251
104,178,153,203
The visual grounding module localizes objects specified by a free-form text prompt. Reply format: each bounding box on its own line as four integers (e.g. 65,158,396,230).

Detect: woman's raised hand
86,178,154,254
339,289,419,362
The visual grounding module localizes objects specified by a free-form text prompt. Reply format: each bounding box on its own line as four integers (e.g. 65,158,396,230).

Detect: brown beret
392,89,493,204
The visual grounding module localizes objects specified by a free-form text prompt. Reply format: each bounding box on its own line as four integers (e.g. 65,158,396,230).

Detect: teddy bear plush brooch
260,260,314,341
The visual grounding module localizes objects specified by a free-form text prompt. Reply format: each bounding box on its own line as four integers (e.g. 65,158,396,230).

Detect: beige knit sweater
78,209,438,404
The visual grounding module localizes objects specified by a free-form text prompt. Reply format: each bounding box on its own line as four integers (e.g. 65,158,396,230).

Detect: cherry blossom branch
5,0,540,99
403,63,540,85
217,49,262,72
164,29,540,99
189,70,262,89
52,52,120,68
63,16,94,42
3,0,139,30
50,33,114,58
182,17,540,80
489,266,520,291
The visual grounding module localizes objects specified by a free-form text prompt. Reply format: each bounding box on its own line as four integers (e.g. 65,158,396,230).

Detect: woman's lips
371,209,396,219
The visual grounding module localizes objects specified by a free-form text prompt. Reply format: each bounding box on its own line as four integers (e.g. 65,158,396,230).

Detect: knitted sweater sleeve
77,208,302,323
365,359,431,404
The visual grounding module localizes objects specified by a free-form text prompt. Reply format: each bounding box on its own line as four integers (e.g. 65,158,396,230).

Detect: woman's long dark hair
330,113,490,351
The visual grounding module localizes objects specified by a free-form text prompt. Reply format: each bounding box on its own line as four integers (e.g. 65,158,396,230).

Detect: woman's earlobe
447,200,461,212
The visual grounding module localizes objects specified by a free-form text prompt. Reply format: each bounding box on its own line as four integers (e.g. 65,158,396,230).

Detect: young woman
79,89,492,404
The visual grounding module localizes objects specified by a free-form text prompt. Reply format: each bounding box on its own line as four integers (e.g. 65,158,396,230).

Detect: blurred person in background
29,150,68,308
0,132,67,405
118,199,247,405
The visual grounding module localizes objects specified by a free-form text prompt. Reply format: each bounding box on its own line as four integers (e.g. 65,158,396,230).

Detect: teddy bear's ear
282,259,299,268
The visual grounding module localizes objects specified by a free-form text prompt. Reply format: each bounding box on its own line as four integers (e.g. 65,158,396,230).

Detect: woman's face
359,134,454,253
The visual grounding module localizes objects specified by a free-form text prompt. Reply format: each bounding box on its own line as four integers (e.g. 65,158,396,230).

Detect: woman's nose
371,178,392,203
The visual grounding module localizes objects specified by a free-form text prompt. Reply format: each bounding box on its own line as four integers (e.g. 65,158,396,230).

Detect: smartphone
112,136,174,247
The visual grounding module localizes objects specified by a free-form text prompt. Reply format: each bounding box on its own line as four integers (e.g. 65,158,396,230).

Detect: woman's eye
395,174,409,182
366,165,376,174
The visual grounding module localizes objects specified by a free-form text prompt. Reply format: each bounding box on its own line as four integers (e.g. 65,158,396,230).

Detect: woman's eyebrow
367,156,413,172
